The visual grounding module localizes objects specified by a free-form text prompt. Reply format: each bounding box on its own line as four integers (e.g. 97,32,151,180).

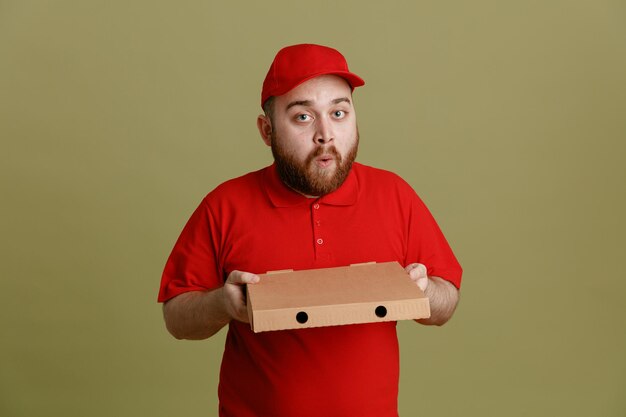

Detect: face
259,75,359,196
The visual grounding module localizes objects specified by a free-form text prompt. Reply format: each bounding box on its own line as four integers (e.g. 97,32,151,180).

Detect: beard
271,130,359,196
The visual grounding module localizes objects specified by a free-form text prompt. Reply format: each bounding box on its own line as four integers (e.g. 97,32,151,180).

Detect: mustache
305,146,342,164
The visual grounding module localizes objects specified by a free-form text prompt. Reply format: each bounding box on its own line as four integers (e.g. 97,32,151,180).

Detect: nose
314,116,334,145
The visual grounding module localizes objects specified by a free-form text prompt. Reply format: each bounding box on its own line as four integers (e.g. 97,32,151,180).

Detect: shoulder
203,166,268,208
352,162,416,195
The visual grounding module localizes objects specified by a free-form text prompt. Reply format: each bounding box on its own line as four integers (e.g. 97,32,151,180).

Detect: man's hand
405,263,460,326
405,263,429,292
163,270,260,340
222,270,260,323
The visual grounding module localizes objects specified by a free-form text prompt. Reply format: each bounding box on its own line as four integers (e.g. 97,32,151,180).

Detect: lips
306,146,341,170
315,154,335,168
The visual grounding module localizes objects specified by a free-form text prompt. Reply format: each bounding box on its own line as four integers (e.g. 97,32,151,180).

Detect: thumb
226,270,260,285
406,263,428,281
416,277,429,292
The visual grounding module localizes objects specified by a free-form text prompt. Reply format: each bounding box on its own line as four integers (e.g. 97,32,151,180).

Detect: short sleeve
157,198,223,302
405,194,463,289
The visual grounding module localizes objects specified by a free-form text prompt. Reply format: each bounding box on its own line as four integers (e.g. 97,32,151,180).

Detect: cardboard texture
247,261,430,332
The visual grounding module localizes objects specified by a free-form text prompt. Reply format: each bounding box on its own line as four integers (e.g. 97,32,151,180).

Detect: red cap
261,44,365,108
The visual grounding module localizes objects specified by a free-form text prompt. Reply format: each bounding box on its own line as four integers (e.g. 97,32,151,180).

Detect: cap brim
274,71,365,98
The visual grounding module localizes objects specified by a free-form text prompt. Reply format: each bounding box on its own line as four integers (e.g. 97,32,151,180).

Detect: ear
257,115,272,147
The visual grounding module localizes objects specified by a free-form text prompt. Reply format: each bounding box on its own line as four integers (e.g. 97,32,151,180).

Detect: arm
162,271,259,340
406,263,460,326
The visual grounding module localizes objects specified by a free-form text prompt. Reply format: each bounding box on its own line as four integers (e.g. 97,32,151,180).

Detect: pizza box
246,261,430,333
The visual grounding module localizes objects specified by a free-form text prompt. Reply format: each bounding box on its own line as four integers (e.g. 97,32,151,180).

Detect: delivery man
158,43,462,417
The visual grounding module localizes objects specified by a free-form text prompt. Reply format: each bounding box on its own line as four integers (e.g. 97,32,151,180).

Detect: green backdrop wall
1,1,625,416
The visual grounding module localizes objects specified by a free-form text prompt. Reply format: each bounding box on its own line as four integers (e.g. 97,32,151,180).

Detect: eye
333,110,346,119
296,114,312,122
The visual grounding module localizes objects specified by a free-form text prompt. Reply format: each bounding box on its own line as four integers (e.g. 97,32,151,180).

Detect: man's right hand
222,270,260,323
163,270,260,340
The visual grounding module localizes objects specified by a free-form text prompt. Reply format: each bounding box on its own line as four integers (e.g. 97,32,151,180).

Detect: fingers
406,263,427,279
405,263,429,292
222,283,249,323
223,270,260,323
227,296,250,323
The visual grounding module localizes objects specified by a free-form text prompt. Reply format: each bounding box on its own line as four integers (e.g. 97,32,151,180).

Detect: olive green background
1,1,625,416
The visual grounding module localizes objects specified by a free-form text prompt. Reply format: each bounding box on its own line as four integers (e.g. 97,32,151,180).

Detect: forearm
417,276,459,326
162,289,231,340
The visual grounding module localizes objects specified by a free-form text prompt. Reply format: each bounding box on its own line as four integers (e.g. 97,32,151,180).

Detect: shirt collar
263,163,359,208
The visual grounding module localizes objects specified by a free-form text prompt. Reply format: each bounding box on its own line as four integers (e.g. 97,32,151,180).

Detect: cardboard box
247,261,430,333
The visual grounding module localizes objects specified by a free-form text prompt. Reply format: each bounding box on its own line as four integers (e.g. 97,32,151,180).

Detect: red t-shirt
159,163,462,417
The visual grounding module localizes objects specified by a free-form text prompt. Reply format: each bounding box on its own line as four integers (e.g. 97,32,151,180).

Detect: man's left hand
405,263,429,292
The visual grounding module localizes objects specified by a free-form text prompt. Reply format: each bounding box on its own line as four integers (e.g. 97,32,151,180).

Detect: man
158,44,462,417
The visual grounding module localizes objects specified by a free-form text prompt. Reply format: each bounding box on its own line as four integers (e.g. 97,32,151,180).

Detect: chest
218,198,408,275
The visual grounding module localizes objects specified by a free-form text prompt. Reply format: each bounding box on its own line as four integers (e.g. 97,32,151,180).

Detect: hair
262,96,275,125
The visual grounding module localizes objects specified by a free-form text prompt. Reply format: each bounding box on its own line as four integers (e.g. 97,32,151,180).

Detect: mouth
315,154,336,168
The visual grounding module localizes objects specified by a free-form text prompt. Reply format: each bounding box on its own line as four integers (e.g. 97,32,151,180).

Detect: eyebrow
286,100,312,110
331,97,352,105
285,97,352,111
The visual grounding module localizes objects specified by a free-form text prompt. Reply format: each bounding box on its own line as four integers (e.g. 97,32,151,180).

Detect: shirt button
313,204,320,209
316,238,324,245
